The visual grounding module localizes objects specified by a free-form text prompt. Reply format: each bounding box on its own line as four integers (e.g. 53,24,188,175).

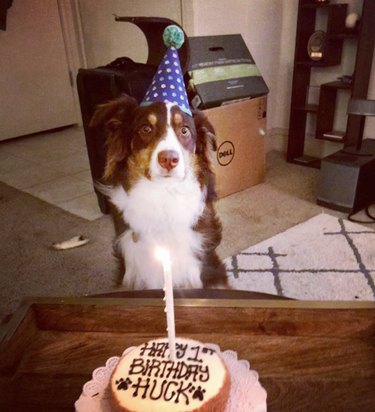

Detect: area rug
225,213,375,300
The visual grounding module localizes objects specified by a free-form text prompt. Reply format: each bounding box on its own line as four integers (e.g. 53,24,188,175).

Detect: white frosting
110,337,229,412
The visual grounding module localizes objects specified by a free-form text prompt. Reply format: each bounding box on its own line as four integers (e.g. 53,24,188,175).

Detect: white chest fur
109,173,206,289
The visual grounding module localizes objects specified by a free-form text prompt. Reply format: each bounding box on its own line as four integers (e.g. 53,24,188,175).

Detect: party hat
141,25,192,116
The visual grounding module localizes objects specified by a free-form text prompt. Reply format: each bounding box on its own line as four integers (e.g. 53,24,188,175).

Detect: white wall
77,0,375,138
184,0,288,132
78,0,181,67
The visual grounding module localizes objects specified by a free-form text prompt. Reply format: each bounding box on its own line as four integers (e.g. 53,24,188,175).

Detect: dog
91,94,227,289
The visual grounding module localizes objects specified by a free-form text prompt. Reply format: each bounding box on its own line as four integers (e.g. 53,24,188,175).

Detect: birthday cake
109,337,231,412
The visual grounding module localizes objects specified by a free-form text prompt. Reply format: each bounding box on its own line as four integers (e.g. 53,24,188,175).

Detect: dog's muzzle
157,150,180,172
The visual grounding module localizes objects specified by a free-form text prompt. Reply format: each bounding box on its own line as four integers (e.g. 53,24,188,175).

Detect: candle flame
155,247,171,269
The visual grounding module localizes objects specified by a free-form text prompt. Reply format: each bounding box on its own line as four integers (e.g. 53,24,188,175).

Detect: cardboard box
188,34,269,109
205,96,267,198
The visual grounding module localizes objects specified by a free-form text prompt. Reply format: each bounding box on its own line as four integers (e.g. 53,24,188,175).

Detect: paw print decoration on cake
192,385,206,401
115,377,132,391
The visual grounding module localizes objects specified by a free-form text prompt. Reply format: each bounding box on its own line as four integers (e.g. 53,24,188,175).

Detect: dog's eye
180,126,191,138
139,125,152,135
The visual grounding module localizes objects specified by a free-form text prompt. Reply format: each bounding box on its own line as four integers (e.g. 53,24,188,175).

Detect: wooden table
1,295,374,411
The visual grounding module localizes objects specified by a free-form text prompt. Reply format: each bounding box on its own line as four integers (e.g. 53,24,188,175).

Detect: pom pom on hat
141,24,192,116
163,25,185,49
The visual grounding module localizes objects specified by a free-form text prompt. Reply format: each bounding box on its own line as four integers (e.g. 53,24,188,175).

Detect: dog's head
90,95,217,196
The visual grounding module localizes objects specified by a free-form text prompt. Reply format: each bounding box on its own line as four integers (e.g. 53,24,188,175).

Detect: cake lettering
116,343,215,404
119,376,197,405
149,379,167,400
139,341,214,362
202,347,215,355
128,357,209,382
175,380,193,404
139,341,169,358
188,345,215,362
188,346,203,363
132,377,150,399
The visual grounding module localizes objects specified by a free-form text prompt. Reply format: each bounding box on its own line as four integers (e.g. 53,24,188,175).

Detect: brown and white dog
91,94,227,289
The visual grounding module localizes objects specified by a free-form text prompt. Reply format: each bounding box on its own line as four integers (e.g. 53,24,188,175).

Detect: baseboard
265,128,353,158
265,128,288,153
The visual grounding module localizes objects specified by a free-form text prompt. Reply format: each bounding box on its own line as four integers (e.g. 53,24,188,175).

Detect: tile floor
0,126,103,221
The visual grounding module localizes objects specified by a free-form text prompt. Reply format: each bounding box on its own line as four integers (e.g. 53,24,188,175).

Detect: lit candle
155,247,176,361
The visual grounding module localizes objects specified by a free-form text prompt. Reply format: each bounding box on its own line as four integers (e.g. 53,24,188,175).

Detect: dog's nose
158,150,179,171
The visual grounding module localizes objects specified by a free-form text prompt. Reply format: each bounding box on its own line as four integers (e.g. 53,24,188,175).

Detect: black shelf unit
287,0,375,167
315,80,351,142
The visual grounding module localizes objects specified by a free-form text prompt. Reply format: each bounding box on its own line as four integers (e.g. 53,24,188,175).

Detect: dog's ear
193,109,217,165
192,110,218,200
90,95,138,182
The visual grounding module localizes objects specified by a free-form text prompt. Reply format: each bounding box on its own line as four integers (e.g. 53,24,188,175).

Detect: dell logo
217,141,235,166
